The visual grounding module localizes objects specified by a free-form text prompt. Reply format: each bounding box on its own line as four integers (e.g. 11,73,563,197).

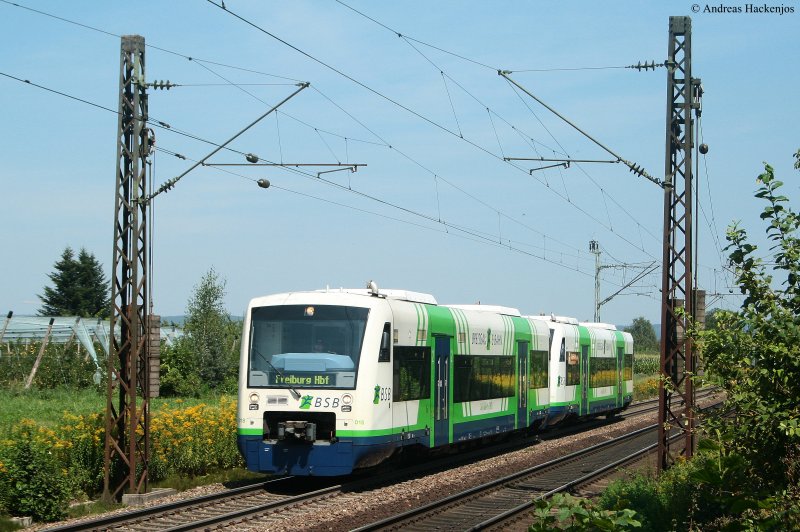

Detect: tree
39,247,109,317
704,307,725,331
699,155,800,491
183,268,234,388
624,316,657,352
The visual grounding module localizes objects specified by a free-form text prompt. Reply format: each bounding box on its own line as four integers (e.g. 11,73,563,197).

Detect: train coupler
277,420,317,442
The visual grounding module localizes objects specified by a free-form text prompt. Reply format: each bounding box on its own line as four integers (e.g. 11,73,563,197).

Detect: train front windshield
248,304,369,390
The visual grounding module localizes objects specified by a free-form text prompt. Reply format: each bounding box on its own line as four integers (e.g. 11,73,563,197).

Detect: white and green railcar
532,315,634,426
237,286,632,476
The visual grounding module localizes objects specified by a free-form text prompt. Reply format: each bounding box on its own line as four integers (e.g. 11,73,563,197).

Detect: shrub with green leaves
598,458,709,531
698,157,800,490
528,493,641,531
0,421,72,522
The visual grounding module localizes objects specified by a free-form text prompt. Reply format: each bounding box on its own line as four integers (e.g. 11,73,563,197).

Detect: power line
0,0,304,83
0,67,642,278
499,71,664,188
179,44,592,259
204,1,660,262
3,0,657,265
333,0,498,72
5,0,661,282
345,4,660,249
152,145,598,274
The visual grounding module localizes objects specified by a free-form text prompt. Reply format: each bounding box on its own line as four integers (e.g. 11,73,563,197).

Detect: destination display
271,372,337,387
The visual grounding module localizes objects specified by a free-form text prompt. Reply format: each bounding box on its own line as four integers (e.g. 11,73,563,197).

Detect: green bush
159,365,203,398
58,411,105,499
529,493,642,530
598,459,704,531
0,421,72,522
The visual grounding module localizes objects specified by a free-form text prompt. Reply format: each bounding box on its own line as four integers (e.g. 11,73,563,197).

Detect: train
236,283,634,476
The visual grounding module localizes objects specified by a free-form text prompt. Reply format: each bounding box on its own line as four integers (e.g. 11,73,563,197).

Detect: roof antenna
367,280,379,296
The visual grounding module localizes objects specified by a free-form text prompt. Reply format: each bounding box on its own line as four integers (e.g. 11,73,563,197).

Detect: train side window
566,351,580,386
624,351,633,381
378,322,391,363
559,338,566,362
590,357,616,388
529,350,548,389
453,355,515,402
393,346,431,401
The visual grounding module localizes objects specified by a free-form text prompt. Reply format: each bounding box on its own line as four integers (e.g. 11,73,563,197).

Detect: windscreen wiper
252,346,301,400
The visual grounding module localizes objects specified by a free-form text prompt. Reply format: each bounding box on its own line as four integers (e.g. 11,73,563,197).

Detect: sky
1,1,798,326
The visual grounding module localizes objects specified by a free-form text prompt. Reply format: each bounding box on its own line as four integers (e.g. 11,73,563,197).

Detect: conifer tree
39,247,110,317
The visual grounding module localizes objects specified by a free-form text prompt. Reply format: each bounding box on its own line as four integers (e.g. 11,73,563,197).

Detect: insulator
245,153,259,164
257,179,271,189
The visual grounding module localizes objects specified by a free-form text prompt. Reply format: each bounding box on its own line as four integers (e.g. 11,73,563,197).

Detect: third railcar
237,286,633,476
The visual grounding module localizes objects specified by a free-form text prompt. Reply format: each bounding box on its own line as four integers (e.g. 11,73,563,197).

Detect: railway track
356,396,722,532
42,477,326,532
354,424,692,531
42,389,719,531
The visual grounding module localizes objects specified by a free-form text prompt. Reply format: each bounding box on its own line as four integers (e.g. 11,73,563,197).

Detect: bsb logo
299,395,313,409
298,395,343,409
471,328,503,350
373,385,380,404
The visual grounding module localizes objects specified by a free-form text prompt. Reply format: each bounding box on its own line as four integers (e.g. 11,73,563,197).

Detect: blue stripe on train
452,414,516,442
588,397,620,414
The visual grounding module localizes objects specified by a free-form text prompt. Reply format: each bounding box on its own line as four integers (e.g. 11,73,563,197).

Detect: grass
0,386,102,435
0,386,236,437
0,516,24,532
150,468,266,492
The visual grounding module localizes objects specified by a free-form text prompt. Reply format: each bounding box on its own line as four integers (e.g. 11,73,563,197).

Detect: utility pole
104,34,151,501
658,16,701,472
590,240,657,323
590,240,601,322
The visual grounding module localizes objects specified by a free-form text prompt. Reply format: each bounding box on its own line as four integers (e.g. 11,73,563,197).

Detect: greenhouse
0,314,183,367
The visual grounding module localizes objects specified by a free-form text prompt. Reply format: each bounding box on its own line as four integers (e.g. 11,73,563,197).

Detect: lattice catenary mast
103,34,152,501
658,16,702,472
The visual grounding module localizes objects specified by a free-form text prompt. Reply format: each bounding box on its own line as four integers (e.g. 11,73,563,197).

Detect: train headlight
341,394,353,405
249,392,260,404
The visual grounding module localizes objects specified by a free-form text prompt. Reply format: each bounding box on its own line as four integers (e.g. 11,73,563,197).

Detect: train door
581,345,589,415
517,340,529,429
434,335,451,446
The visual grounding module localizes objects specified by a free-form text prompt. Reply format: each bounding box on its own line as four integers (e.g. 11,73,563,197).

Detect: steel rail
42,478,290,532
356,396,721,531
352,423,662,531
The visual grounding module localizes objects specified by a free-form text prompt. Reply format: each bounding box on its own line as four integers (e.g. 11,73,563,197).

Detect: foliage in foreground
697,158,800,491
0,398,242,522
528,493,641,531
598,445,800,531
